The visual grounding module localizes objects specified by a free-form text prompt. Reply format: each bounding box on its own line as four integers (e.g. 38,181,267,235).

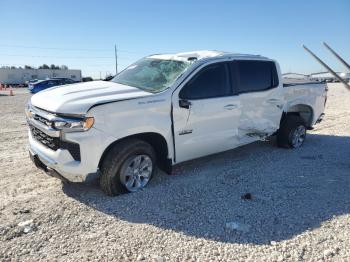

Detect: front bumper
316,113,325,124
29,149,69,182
28,126,105,183
26,104,117,183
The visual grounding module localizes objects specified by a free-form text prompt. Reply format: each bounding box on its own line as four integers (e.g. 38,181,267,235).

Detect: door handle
267,99,283,109
179,99,192,109
267,98,281,103
224,104,237,110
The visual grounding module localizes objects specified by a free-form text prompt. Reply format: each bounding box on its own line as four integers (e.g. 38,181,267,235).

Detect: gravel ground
0,84,349,261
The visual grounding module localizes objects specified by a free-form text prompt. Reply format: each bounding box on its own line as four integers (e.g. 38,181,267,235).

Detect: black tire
277,115,307,148
99,139,156,196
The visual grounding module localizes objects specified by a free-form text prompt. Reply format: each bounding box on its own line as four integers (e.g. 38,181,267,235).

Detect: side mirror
179,99,192,109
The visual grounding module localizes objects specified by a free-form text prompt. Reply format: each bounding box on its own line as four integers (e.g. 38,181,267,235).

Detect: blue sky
0,0,349,78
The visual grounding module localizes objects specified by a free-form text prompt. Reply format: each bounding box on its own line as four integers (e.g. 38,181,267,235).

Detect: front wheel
99,139,156,196
277,115,307,148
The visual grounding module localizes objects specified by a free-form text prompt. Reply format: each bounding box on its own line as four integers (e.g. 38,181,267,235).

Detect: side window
51,80,60,86
236,60,279,93
179,63,231,100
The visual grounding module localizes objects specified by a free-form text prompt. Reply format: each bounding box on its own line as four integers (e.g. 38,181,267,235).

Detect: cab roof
148,50,268,62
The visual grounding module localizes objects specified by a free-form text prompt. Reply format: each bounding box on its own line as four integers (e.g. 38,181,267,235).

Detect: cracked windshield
112,58,191,93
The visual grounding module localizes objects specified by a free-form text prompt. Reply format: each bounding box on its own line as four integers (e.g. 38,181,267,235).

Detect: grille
30,124,60,150
33,114,52,127
29,124,81,161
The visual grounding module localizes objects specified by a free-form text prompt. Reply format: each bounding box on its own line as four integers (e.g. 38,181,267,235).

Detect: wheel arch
98,132,172,174
282,104,314,128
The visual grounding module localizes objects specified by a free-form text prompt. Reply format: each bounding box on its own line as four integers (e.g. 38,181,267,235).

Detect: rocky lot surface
0,84,349,261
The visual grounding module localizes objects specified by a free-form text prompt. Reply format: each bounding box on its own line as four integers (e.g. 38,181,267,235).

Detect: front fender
87,96,175,162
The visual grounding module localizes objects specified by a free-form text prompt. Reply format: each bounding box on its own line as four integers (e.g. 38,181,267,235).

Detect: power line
117,49,148,55
84,63,130,67
0,44,149,55
0,53,136,60
0,44,110,52
0,62,130,68
0,54,111,59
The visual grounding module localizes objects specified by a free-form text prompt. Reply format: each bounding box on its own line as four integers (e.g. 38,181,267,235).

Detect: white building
0,68,82,85
282,73,310,80
309,71,350,82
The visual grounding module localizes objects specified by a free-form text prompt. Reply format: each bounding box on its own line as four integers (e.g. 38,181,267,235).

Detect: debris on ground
241,193,252,200
17,220,35,234
225,221,251,233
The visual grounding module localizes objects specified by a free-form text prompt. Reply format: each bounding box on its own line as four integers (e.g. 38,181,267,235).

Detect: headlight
25,103,34,119
53,117,94,132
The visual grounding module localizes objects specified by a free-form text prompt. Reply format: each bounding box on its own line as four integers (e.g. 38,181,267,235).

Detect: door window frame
178,61,235,100
231,60,280,95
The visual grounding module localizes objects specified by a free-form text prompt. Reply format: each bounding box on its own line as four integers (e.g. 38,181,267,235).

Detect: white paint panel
172,96,241,163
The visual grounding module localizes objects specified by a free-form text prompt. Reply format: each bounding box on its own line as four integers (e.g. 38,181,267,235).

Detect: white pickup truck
26,51,327,195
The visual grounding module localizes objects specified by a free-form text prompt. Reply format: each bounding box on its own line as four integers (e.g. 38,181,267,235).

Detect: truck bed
283,78,324,87
282,78,327,126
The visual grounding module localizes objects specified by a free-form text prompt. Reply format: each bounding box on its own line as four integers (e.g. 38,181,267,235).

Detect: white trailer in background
309,72,350,82
0,68,82,85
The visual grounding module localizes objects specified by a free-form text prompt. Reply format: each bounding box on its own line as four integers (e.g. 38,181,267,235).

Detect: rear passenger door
231,60,283,143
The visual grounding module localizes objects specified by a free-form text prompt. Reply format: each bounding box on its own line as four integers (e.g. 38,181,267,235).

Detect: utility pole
323,42,350,71
303,45,350,91
115,44,118,75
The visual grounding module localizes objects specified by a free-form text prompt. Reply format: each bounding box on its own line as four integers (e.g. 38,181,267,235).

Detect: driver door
172,62,241,163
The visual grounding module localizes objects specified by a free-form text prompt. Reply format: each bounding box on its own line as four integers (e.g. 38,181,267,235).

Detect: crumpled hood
30,81,153,115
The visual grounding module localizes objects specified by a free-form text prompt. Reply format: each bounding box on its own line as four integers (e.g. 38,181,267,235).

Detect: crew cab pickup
26,51,327,195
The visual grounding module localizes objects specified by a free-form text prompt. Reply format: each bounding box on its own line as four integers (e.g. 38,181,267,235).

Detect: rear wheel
277,115,307,148
99,139,156,196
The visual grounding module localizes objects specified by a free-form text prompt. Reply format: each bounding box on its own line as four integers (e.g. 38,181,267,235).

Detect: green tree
39,64,50,69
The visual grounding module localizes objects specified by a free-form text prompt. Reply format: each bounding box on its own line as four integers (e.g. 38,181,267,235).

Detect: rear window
46,80,59,86
235,60,279,93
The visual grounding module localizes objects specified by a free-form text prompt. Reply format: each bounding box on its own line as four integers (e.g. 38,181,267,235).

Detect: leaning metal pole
323,42,350,71
303,45,350,91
